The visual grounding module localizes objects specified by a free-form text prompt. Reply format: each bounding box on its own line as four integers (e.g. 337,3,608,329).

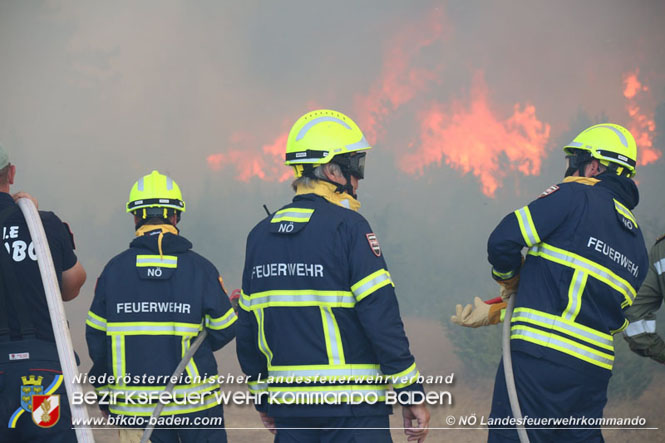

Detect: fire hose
497,294,529,443
140,329,208,443
17,198,95,443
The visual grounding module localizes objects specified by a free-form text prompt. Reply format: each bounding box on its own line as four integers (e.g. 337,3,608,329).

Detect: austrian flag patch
32,394,60,428
366,233,382,257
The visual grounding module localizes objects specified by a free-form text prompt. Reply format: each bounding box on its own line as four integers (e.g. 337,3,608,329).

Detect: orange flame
353,9,445,144
206,132,292,182
401,73,551,197
622,70,660,165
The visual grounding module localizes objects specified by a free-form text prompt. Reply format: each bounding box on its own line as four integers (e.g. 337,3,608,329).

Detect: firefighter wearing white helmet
453,123,649,441
237,110,430,442
86,170,236,443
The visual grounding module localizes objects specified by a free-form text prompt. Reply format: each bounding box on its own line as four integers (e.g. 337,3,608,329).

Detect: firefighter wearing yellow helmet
237,110,430,442
87,170,236,443
452,123,649,442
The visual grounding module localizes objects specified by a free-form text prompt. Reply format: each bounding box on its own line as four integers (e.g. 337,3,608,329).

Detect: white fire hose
502,294,529,443
140,329,208,443
18,198,95,443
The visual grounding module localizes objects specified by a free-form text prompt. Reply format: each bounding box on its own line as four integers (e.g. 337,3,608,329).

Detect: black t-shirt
0,192,77,342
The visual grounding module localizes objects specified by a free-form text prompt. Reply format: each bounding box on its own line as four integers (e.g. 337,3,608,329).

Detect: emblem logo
366,233,381,257
20,375,43,413
538,185,559,199
32,395,60,428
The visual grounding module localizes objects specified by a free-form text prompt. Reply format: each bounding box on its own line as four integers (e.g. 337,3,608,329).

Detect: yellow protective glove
451,297,506,328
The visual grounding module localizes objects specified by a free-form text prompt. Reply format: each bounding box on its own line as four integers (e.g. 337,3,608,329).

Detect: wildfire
206,132,292,182
400,73,551,198
622,70,659,165
353,9,446,144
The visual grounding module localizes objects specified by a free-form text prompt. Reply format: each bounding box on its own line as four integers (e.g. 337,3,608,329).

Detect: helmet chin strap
303,165,358,199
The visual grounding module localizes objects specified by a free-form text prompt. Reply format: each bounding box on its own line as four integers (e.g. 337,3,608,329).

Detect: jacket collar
294,181,361,211
563,174,639,209
130,224,192,254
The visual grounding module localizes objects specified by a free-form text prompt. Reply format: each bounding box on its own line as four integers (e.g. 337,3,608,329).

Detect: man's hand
451,297,505,328
500,286,516,302
258,411,276,435
12,191,38,209
403,404,430,442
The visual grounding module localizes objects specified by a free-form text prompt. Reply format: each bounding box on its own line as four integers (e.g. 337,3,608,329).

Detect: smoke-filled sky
1,1,665,356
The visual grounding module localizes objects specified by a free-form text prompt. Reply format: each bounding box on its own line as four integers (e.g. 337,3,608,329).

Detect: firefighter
0,144,87,442
86,170,236,443
623,235,665,363
452,124,649,442
236,109,430,442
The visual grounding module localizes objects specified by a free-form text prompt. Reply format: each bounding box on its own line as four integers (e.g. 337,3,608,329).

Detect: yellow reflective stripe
248,380,269,393
351,269,394,302
205,308,237,330
136,255,178,268
106,321,202,336
512,307,613,350
268,363,380,372
611,319,629,335
527,242,636,307
109,391,219,416
320,307,345,366
514,206,541,247
385,362,419,389
181,336,200,380
613,199,638,228
239,290,251,312
511,325,613,370
86,311,107,331
242,289,355,310
112,335,125,383
255,308,273,364
492,268,515,280
562,270,587,321
271,208,314,223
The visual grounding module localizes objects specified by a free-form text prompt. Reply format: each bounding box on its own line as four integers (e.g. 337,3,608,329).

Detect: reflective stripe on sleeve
205,308,237,330
623,319,657,337
86,311,107,331
385,362,420,389
514,206,541,247
351,269,394,302
135,255,178,268
248,380,269,393
528,242,636,307
655,258,665,276
492,268,516,280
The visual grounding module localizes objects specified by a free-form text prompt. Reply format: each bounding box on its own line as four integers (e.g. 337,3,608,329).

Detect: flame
353,10,445,144
401,73,551,197
206,132,292,182
622,70,659,165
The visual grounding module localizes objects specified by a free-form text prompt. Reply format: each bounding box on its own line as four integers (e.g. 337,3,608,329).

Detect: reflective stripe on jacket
488,175,648,376
86,228,236,416
237,193,423,417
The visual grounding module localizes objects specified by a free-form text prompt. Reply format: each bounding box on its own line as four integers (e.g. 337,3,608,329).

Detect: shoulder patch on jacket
366,233,381,257
538,185,559,199
270,207,314,235
613,199,638,235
